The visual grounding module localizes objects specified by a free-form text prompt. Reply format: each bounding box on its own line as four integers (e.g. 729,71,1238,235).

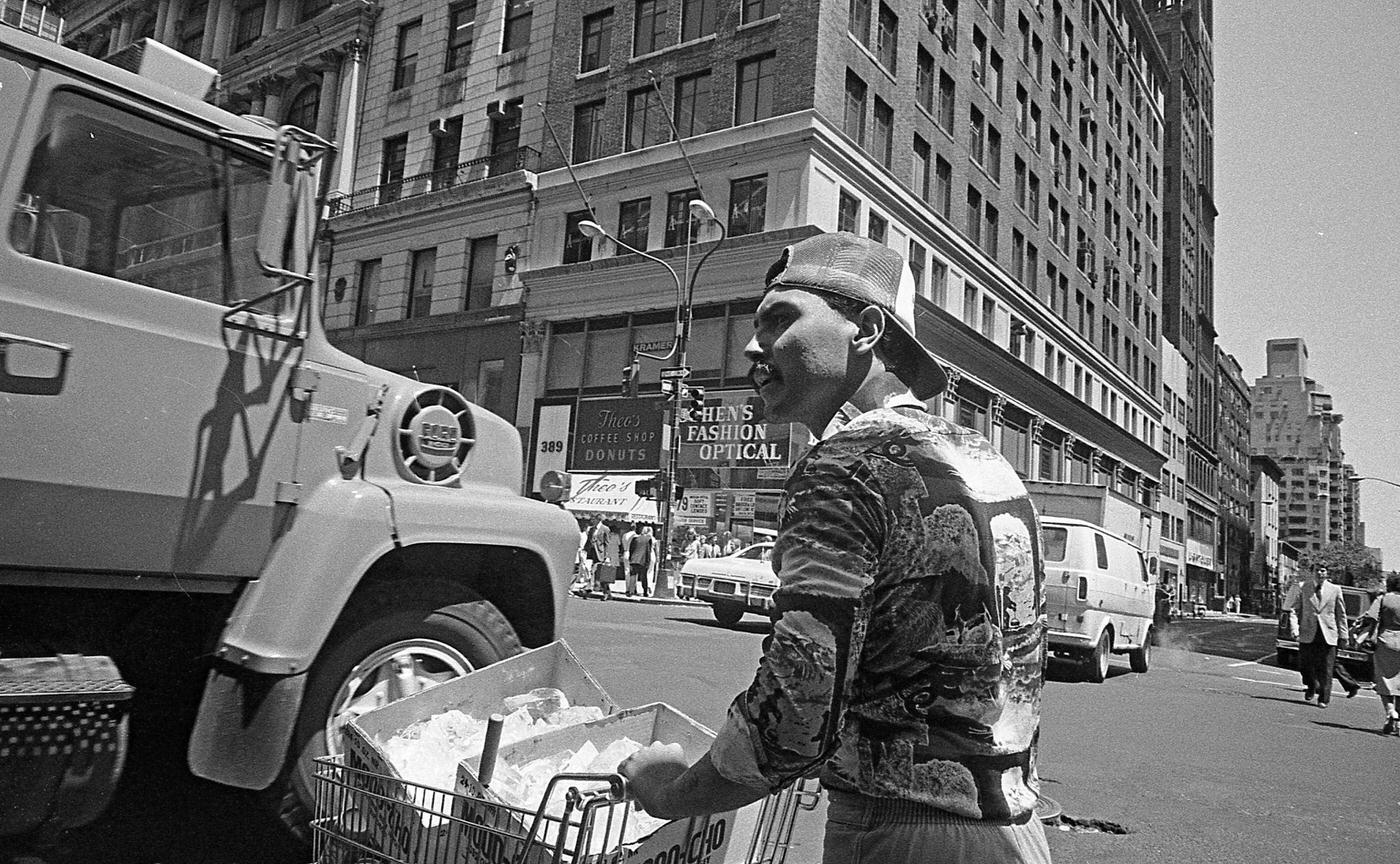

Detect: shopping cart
309,755,820,864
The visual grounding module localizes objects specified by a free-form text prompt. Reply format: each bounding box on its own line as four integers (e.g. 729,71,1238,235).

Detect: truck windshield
9,89,287,314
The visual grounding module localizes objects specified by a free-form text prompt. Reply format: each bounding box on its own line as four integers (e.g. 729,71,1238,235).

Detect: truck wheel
712,602,745,627
1085,629,1112,683
1129,632,1151,673
269,590,522,841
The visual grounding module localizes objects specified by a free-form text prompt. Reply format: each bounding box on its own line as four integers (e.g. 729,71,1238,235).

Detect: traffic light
621,361,638,398
687,386,706,413
634,476,654,499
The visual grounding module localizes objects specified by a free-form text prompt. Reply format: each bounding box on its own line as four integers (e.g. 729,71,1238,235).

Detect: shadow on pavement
666,614,772,636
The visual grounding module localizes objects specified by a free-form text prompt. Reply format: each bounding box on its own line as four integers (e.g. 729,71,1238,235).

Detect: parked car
1275,583,1374,677
678,542,777,626
1041,517,1156,682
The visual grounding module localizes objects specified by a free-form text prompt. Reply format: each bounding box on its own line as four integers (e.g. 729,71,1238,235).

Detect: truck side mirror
256,130,313,279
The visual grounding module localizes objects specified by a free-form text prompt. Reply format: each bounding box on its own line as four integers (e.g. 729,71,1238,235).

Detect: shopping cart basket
309,755,820,864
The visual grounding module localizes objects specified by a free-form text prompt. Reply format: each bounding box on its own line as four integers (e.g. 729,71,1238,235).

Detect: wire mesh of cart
309,755,821,864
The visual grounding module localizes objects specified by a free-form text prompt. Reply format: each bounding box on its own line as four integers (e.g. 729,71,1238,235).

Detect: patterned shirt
710,405,1046,822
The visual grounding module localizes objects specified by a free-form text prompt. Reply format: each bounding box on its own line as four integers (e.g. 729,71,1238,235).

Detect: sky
1213,2,1400,566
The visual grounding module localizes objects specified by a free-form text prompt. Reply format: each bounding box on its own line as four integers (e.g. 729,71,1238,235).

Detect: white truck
1028,482,1158,682
0,29,579,837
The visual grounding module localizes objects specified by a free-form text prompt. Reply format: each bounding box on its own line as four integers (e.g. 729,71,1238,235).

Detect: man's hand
618,743,689,818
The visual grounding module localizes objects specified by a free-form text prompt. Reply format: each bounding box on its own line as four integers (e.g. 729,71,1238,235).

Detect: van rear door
0,72,302,581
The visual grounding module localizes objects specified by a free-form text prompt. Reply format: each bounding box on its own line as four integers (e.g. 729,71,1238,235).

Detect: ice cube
502,687,570,720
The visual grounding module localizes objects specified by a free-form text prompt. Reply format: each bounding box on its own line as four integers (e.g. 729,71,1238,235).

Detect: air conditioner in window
485,100,508,119
427,116,452,137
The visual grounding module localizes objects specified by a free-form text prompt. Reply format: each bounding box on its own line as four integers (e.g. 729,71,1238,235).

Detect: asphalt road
10,603,1395,863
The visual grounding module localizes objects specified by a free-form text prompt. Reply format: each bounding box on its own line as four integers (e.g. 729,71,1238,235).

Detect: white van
1041,516,1156,682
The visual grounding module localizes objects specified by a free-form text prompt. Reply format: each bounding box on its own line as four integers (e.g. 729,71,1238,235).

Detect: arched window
285,84,320,132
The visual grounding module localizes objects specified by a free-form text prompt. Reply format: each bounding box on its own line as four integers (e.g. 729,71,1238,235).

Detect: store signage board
569,396,664,472
731,491,756,520
679,491,713,518
677,391,798,470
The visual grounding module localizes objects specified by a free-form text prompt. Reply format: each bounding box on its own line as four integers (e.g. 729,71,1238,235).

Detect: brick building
1215,346,1250,609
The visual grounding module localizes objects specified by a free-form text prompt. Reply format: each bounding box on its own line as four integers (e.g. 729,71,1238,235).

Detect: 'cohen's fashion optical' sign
677,392,797,469
570,397,664,471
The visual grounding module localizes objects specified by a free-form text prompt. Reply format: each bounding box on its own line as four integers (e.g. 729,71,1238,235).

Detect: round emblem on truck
397,387,475,484
408,405,462,469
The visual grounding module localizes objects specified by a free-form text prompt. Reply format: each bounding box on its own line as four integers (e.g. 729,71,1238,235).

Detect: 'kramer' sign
677,392,796,469
570,397,664,471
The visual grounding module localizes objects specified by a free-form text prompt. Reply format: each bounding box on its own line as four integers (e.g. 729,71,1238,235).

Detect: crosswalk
1222,656,1378,701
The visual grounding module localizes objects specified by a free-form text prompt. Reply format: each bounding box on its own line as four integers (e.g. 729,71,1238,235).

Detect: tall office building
1144,0,1217,602
1250,338,1359,556
1215,346,1250,606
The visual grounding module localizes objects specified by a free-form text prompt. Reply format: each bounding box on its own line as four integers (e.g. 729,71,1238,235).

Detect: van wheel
712,602,745,627
267,587,522,842
1085,630,1112,683
1129,632,1151,673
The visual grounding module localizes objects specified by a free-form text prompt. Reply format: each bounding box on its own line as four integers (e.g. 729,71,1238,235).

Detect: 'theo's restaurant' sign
569,397,664,471
677,392,796,469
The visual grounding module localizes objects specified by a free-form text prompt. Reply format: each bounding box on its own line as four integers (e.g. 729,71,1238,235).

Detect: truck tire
1129,631,1151,673
1085,629,1112,683
712,602,745,627
269,589,522,841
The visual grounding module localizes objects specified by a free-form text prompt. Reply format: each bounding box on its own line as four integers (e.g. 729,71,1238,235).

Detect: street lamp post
578,202,726,597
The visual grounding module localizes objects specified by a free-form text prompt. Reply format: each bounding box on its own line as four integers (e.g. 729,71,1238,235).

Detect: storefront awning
561,474,658,522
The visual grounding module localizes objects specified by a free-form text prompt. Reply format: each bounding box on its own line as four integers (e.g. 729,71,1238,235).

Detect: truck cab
0,28,579,836
1042,516,1157,682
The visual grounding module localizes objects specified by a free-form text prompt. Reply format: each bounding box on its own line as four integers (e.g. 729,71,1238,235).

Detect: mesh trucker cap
763,231,949,398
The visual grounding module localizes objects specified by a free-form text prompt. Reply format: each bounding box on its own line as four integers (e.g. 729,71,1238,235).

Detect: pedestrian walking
620,523,638,596
1353,573,1400,735
1290,566,1360,706
603,520,623,600
619,232,1051,862
584,515,613,600
629,526,654,597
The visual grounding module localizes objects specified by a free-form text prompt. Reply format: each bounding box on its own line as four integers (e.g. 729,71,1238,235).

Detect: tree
1299,540,1383,591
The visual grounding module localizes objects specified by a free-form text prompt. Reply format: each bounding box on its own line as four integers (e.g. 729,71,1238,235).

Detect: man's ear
851,305,886,355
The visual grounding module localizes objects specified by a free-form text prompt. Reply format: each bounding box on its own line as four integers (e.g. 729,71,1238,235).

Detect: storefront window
546,326,585,390
583,322,628,389
688,316,725,379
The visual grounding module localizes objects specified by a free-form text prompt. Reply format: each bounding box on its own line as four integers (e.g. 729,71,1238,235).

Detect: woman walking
1354,572,1400,735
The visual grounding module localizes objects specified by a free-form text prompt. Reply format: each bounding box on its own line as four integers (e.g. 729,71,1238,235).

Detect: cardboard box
453,703,759,864
335,640,618,862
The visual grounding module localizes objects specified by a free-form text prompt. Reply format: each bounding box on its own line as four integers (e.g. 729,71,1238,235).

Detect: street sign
659,366,691,380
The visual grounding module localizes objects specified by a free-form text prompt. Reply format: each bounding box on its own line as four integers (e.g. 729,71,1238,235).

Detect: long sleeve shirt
709,406,1046,823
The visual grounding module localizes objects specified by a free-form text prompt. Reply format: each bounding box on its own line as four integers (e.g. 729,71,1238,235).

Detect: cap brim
886,316,948,400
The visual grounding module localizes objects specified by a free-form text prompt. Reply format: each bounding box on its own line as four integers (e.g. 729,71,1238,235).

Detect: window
908,239,927,295
742,0,775,23
233,0,264,52
988,50,1003,103
1011,228,1024,281
843,70,867,145
849,0,871,42
1028,171,1040,222
966,185,982,244
1014,156,1027,209
916,47,935,114
634,0,665,55
682,0,717,41
380,134,407,203
580,8,613,72
664,188,702,246
430,116,462,188
502,0,532,52
727,175,767,237
838,190,860,233
872,98,894,167
876,3,898,71
355,259,380,325
465,235,496,310
564,210,593,264
626,86,664,150
963,284,979,328
285,84,319,132
867,212,887,244
734,53,775,124
981,296,995,339
618,198,651,251
446,1,477,71
934,155,952,217
407,248,436,318
972,26,987,82
912,135,931,200
938,71,956,130
572,100,606,163
929,258,948,305
986,124,1001,182
674,71,712,138
393,19,422,90
983,201,998,256
968,105,985,165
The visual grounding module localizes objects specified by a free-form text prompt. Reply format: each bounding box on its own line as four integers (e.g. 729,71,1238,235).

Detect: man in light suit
1291,566,1360,706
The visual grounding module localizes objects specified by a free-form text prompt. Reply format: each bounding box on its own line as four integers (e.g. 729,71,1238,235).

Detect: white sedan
678,542,777,626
